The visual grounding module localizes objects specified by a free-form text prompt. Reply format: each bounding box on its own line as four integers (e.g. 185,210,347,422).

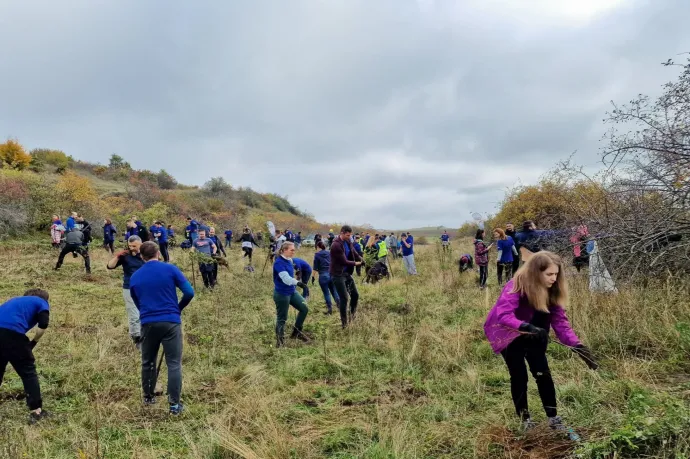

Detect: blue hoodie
293,257,312,281
313,250,331,275
66,216,75,232
129,261,194,325
103,223,117,242
273,256,297,296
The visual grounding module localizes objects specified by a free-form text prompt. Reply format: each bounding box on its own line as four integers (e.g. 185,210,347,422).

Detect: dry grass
0,238,689,458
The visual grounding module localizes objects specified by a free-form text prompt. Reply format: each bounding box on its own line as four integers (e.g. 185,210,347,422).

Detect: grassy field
1,238,690,458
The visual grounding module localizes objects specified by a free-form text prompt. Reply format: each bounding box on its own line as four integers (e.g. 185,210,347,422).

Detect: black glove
519,323,549,344
30,340,37,349
573,345,599,370
297,281,307,289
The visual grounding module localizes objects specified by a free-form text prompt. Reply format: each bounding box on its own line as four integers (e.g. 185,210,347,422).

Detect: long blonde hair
511,251,568,313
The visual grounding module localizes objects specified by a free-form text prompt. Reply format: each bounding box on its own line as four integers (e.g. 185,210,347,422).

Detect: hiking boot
290,329,310,343
169,403,184,415
143,396,156,406
29,410,50,424
548,416,581,441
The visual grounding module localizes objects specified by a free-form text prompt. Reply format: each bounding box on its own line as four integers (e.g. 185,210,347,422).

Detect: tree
0,139,32,170
156,169,177,189
109,154,130,169
203,177,232,194
56,171,98,210
30,148,72,173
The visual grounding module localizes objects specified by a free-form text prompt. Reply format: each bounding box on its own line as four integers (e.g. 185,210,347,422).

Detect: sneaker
548,416,581,442
29,410,50,424
169,403,184,415
143,396,156,406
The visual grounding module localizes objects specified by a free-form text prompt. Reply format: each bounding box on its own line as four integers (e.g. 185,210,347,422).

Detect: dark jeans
318,273,340,310
497,262,513,285
478,265,488,287
242,247,253,262
103,240,114,254
56,243,91,273
141,322,183,404
501,336,557,420
225,239,231,248
199,263,215,288
273,291,309,340
0,328,42,410
333,274,359,327
159,241,170,262
301,275,310,299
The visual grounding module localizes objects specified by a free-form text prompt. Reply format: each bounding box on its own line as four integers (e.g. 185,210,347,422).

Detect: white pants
403,255,417,275
122,289,141,338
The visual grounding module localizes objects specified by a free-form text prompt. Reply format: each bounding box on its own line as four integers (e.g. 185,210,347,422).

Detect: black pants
0,329,42,410
478,265,488,287
199,263,215,288
141,322,183,405
333,275,359,328
497,262,513,285
103,240,114,254
242,247,253,262
56,243,91,273
160,242,170,262
512,256,520,275
355,264,362,276
501,336,557,420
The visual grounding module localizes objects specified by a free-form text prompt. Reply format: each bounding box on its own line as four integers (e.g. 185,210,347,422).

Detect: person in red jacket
329,225,363,328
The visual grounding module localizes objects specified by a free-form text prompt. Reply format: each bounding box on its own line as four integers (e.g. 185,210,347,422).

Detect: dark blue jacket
293,257,312,280
129,261,194,325
313,250,331,275
273,256,296,296
103,223,117,242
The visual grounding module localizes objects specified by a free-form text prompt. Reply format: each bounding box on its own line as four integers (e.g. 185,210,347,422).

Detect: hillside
0,143,327,237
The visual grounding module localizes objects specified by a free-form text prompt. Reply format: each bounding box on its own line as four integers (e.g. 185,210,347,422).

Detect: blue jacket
66,216,75,232
402,236,414,256
313,250,331,275
103,223,117,242
129,261,194,325
273,256,297,296
153,226,168,243
497,237,516,263
0,296,50,335
293,257,312,280
224,230,233,241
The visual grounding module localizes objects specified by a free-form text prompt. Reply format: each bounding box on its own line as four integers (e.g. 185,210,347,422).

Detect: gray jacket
65,230,84,245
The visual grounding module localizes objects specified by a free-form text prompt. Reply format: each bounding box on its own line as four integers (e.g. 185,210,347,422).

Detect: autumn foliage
0,139,32,170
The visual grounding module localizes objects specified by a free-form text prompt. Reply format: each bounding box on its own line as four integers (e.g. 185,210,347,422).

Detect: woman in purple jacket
484,251,597,440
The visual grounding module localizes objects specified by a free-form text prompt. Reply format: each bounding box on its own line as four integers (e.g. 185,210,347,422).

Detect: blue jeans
318,273,340,310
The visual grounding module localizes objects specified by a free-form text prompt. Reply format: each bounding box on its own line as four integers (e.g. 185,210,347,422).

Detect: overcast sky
2,0,689,228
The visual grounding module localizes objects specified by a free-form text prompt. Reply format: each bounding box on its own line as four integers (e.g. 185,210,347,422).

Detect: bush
0,139,32,170
30,148,73,173
0,204,28,239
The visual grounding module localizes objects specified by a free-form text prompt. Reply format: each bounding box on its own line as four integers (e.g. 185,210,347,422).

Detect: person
441,231,451,252
237,228,260,266
327,230,335,249
313,241,340,315
102,219,117,254
353,236,364,277
401,232,418,275
75,215,92,247
314,233,323,247
224,229,233,249
54,226,91,274
295,231,302,249
515,221,556,255
198,221,211,238
363,236,379,279
494,228,518,285
50,215,64,249
284,229,294,243
570,225,590,272
124,219,136,240
167,225,176,241
459,254,474,272
330,225,363,328
192,230,217,289
292,257,312,300
208,227,226,285
376,235,388,267
386,233,397,259
185,217,199,243
0,289,51,424
149,222,159,243
152,221,170,262
505,223,521,273
129,241,195,415
65,212,77,232
483,251,598,439
274,230,287,256
272,242,309,347
132,216,150,242
474,229,492,289
106,236,145,348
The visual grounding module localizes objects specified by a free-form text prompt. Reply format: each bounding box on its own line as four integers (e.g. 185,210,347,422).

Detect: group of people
1,216,600,441
52,212,93,274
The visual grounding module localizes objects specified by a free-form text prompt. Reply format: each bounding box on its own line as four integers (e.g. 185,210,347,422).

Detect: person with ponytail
484,251,598,440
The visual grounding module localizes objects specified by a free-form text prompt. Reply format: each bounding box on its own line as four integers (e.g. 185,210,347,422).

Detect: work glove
573,344,599,370
519,323,549,345
297,281,307,289
30,340,37,349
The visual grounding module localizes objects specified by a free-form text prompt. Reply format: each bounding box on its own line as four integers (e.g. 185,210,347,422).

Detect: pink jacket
484,280,581,353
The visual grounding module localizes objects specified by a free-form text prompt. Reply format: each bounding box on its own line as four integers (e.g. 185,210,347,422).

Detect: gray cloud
1,0,689,228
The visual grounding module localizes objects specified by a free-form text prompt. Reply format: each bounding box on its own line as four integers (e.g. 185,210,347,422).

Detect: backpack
138,224,150,242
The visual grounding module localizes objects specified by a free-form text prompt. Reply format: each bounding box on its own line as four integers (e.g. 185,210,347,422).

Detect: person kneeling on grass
273,242,309,347
483,251,598,441
129,242,195,415
0,289,51,424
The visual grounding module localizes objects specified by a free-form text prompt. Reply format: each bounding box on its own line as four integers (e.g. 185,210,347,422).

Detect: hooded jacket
474,239,489,266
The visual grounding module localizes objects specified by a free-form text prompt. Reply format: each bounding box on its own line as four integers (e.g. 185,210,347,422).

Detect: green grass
0,239,689,458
